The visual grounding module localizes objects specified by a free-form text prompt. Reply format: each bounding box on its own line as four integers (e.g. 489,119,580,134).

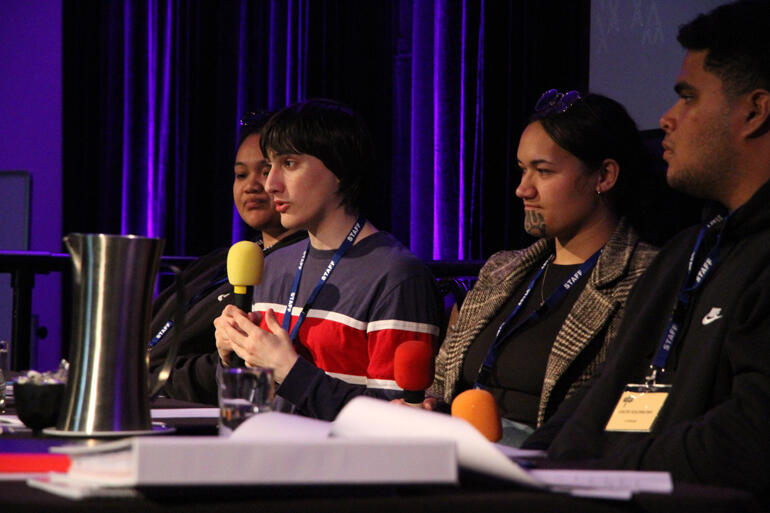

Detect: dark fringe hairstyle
259,99,374,213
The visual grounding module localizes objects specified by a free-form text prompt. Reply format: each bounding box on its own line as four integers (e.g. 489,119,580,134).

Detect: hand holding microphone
394,340,434,407
224,241,264,367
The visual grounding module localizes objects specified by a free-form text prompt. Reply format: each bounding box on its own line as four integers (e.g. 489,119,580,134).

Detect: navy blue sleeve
277,357,401,421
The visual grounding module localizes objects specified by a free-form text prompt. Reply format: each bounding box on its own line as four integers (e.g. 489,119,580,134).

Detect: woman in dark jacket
427,91,659,446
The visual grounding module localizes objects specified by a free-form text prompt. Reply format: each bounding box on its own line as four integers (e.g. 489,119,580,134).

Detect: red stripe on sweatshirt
262,311,436,381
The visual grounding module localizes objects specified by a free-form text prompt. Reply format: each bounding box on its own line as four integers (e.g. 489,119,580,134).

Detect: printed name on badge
605,384,671,433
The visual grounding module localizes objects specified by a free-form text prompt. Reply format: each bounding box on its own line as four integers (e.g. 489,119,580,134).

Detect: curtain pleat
63,0,590,259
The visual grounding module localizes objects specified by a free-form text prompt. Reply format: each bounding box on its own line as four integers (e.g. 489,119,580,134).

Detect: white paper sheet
28,475,141,499
150,408,219,419
530,469,673,500
495,445,547,459
331,397,542,488
230,410,332,439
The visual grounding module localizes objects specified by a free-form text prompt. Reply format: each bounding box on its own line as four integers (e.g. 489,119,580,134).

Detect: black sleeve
150,350,220,405
148,295,228,405
277,357,403,421
148,233,308,405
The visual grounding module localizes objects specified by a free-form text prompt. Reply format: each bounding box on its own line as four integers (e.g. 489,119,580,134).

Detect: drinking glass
217,366,274,436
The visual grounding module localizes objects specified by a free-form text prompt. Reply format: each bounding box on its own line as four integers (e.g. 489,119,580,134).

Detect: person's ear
596,158,620,194
742,89,770,138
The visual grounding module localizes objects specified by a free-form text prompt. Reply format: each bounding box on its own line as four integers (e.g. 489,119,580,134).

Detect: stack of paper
27,396,672,500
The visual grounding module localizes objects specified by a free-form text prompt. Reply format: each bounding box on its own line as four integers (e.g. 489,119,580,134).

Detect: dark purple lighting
71,0,533,262
121,1,132,235
472,0,485,260
286,0,295,104
432,0,457,261
268,2,280,109
284,0,308,105
409,0,434,261
459,0,468,260
147,0,157,237
432,2,440,260
233,0,249,244
155,0,173,240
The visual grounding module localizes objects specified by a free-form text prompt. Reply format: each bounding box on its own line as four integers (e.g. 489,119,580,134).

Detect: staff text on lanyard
282,217,365,342
646,214,726,386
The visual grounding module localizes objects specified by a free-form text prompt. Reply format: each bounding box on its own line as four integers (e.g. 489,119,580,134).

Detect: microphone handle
233,288,253,312
228,288,253,368
402,389,425,406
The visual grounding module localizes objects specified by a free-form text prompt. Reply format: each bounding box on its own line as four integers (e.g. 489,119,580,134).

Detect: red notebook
0,453,71,473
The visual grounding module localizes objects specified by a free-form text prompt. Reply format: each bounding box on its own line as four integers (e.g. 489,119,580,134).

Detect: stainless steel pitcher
57,233,164,435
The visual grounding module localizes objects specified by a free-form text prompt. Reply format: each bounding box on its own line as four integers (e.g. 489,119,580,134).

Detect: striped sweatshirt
251,231,440,420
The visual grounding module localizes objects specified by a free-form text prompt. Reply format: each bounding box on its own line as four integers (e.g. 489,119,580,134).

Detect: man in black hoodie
524,0,770,499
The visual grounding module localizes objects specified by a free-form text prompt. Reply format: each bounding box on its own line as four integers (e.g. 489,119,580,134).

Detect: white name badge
605,384,671,433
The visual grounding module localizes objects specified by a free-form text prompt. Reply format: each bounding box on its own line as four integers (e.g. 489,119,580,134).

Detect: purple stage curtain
396,0,483,260
63,0,590,260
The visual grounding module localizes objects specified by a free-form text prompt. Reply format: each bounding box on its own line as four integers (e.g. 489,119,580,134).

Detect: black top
524,180,770,498
148,231,308,404
461,259,588,427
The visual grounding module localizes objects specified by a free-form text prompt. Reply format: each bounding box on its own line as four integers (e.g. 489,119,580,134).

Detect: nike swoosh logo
702,307,723,326
217,293,231,302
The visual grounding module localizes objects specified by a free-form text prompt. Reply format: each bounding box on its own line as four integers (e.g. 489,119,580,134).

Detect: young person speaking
214,99,441,421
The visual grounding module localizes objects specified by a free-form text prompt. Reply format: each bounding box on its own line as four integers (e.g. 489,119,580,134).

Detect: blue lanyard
148,275,229,348
475,247,602,389
647,215,726,384
149,232,277,349
281,217,365,342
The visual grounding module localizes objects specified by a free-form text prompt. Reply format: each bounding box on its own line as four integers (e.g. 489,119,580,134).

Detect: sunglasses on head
239,111,271,128
534,89,582,115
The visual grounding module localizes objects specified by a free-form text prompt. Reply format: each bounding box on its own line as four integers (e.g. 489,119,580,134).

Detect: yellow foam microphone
225,241,264,367
227,240,264,309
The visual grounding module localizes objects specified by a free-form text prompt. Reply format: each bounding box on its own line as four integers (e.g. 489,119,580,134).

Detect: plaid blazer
429,218,658,426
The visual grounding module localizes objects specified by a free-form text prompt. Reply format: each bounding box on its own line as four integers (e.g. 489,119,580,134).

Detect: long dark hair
237,111,272,148
531,93,659,239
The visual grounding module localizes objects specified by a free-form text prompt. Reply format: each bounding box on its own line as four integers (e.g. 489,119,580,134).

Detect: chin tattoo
524,211,547,238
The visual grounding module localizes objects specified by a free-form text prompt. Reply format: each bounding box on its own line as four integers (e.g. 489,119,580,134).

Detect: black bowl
13,382,66,431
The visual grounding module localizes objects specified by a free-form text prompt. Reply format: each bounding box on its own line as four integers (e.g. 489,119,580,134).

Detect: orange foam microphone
451,389,503,442
225,240,264,367
394,340,434,406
